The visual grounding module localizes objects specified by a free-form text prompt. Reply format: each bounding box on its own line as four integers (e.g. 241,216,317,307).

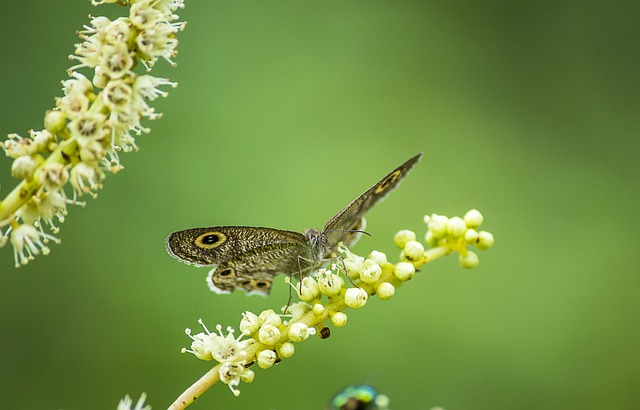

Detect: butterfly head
303,228,331,262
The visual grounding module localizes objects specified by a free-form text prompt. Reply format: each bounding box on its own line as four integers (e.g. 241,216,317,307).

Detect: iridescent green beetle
327,385,390,410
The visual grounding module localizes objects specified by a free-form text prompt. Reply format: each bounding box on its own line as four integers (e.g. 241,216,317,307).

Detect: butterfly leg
282,256,316,313
295,254,316,289
283,280,294,314
282,256,304,314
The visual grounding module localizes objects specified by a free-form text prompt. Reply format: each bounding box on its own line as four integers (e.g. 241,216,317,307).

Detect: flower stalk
168,365,222,410
170,210,495,408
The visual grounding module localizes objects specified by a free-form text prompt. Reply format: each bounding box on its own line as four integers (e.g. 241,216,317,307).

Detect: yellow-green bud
258,309,282,327
368,250,388,266
403,240,425,262
343,254,364,280
312,303,325,316
394,229,416,249
317,269,344,296
298,276,320,301
288,322,312,342
428,214,449,238
257,349,277,369
11,155,43,180
93,70,110,89
464,209,484,229
258,323,281,346
464,229,479,243
447,216,466,238
459,251,479,269
361,259,383,284
476,231,495,250
241,368,255,383
394,262,415,281
376,282,395,300
344,287,368,308
330,312,348,327
240,311,259,335
277,342,295,359
44,110,67,134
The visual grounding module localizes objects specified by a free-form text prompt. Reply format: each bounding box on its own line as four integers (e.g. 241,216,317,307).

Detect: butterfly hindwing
208,264,281,295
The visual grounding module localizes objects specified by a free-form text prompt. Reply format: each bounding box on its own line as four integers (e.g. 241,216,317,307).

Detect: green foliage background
1,1,638,409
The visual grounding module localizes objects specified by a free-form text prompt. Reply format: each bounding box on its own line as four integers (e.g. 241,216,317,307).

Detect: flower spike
0,0,185,267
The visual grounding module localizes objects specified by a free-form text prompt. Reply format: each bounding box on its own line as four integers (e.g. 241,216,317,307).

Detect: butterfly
166,153,422,295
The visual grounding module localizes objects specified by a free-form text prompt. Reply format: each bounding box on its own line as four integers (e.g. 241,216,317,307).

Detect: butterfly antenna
326,228,371,237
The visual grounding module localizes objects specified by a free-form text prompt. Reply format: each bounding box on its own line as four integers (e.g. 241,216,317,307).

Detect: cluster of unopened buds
0,0,185,268
178,210,494,401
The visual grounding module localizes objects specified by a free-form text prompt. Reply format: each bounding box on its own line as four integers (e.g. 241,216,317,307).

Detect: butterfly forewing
323,152,422,249
166,226,310,266
167,226,316,295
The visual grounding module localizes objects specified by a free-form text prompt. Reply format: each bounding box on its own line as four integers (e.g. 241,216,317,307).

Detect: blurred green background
1,1,638,409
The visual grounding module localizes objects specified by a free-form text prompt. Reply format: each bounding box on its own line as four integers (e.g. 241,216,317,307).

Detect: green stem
418,245,453,266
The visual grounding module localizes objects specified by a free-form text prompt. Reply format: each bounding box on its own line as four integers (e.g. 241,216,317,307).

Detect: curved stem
167,363,222,410
417,245,452,266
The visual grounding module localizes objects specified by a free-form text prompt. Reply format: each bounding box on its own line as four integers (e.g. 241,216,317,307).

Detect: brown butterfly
166,153,422,295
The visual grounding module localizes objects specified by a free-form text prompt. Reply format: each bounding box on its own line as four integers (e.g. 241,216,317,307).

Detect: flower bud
257,349,277,369
240,311,259,335
394,262,415,281
459,251,479,269
288,322,312,342
447,216,466,238
464,209,484,229
476,231,495,250
376,282,395,300
344,287,368,308
331,312,348,327
258,323,281,346
360,259,383,284
403,241,424,262
394,229,416,249
277,342,295,359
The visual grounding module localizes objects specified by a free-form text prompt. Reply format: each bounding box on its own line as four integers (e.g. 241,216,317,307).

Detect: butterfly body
166,153,422,295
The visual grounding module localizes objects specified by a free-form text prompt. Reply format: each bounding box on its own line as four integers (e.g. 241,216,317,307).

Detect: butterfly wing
166,226,313,295
323,153,423,249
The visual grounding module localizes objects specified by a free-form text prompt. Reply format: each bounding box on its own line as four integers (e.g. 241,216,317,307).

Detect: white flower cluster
183,319,256,397
183,311,318,396
117,393,151,410
0,0,185,267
